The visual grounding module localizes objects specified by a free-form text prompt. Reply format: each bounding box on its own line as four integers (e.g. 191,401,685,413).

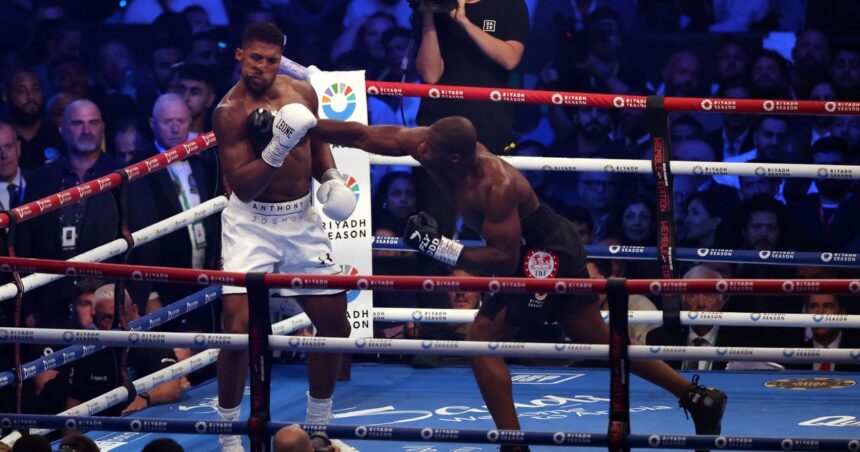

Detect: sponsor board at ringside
310,69,372,338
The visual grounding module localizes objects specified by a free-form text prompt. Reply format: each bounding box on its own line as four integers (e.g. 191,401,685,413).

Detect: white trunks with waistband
220,192,344,296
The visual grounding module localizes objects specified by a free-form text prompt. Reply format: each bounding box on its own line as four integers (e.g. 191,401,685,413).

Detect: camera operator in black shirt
414,0,529,155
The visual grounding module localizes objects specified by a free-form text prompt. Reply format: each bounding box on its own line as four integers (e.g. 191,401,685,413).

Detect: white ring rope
2,328,856,363
271,336,860,363
376,308,860,329
0,195,228,301
368,155,860,180
24,312,311,437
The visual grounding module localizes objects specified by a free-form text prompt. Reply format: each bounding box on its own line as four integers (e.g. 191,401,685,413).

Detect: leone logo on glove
275,119,295,138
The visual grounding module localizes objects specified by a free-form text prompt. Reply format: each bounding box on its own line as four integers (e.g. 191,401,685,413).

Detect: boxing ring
0,61,858,451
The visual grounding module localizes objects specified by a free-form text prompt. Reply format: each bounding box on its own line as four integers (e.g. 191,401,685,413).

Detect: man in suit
126,93,220,327
646,265,750,370
785,293,860,372
0,122,26,211
15,100,120,327
703,75,755,162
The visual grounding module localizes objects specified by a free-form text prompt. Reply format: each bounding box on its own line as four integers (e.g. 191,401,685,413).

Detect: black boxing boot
679,375,727,451
679,375,727,434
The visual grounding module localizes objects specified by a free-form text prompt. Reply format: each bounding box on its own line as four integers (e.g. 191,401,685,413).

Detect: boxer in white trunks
212,22,357,452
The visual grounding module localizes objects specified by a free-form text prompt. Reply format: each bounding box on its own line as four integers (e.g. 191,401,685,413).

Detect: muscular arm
310,136,337,182
416,12,444,84
310,119,428,158
213,105,279,202
456,184,521,275
303,84,338,182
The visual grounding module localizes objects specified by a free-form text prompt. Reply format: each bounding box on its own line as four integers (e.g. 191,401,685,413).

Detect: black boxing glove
403,212,464,265
246,108,274,154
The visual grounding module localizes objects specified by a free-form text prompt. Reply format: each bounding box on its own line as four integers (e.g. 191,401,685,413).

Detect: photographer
412,0,529,238
414,0,529,155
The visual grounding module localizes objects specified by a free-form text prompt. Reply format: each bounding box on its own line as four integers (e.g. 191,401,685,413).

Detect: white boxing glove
316,169,357,221
261,103,317,168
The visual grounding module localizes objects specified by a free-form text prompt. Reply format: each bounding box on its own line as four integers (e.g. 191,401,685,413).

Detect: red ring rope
365,80,860,115
0,256,857,295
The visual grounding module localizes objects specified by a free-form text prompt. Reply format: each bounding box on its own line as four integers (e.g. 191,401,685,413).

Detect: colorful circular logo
343,174,360,201
321,83,357,120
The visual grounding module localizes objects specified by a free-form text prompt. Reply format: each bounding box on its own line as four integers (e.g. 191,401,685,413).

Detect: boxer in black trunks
310,116,726,451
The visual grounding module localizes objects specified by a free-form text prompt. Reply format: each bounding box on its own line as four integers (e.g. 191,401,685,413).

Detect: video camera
407,0,458,13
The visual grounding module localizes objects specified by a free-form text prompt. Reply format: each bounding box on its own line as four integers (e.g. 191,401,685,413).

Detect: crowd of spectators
0,0,859,447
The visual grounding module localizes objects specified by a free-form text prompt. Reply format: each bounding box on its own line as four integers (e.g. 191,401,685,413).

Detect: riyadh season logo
342,265,361,302
343,174,360,201
824,101,836,112
700,99,713,110
367,86,379,95
321,83,357,121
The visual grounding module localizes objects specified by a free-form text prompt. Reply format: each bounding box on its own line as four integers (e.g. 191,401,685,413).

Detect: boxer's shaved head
428,116,477,161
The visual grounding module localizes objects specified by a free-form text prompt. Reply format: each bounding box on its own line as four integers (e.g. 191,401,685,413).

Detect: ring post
607,277,630,452
247,272,273,451
646,95,679,280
